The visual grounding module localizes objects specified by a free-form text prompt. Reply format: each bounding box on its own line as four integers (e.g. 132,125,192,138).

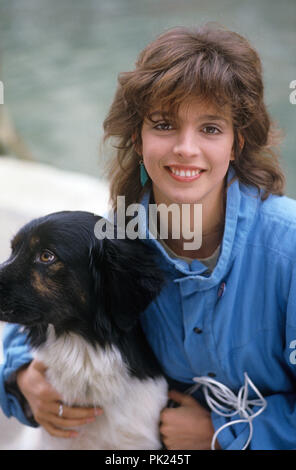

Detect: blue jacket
1,168,296,449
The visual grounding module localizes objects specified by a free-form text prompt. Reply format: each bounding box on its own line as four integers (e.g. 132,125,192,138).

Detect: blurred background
0,0,295,449
0,0,295,191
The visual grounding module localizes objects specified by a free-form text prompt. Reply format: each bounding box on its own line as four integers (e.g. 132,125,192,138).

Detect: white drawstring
189,373,267,450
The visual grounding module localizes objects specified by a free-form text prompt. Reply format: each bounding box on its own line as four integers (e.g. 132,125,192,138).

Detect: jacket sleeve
0,323,36,427
211,262,296,450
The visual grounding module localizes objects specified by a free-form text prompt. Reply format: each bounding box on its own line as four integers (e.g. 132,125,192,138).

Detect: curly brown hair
103,24,285,210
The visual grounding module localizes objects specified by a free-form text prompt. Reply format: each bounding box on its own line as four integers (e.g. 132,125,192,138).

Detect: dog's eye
36,250,56,264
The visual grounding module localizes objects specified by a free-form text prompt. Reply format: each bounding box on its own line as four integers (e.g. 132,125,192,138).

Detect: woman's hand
160,390,220,450
16,359,103,438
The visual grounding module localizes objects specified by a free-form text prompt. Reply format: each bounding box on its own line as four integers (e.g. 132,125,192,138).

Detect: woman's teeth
169,167,202,177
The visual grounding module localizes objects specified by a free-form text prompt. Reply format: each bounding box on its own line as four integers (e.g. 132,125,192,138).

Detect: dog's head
0,211,164,347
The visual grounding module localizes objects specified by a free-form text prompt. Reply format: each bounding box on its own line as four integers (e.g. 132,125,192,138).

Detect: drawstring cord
189,372,267,450
168,373,267,450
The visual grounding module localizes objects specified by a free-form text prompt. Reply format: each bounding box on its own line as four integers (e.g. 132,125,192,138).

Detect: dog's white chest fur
29,326,168,450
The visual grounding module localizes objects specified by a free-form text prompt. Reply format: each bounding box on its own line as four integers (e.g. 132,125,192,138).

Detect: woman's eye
202,126,221,134
154,122,173,131
36,250,56,264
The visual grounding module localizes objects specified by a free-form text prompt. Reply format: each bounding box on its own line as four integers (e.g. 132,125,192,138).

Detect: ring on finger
58,403,64,417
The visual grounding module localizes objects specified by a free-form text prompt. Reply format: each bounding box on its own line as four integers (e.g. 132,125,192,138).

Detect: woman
1,24,296,450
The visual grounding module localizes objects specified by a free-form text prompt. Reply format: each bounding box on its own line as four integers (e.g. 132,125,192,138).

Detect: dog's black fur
0,211,165,381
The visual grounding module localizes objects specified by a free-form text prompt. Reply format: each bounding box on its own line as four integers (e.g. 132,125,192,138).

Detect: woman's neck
166,222,224,259
153,189,226,260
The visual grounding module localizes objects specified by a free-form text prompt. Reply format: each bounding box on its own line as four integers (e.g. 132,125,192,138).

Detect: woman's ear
238,132,245,151
231,131,245,161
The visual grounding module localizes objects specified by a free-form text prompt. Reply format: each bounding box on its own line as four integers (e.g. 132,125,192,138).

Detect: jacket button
193,327,203,334
208,372,216,378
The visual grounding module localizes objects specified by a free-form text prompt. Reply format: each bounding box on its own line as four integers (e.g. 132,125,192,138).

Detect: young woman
1,24,296,450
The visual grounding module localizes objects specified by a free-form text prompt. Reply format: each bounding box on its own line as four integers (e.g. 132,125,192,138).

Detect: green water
0,0,295,196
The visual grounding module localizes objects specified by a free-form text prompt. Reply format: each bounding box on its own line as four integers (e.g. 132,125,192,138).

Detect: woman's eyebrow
147,111,167,120
200,114,229,123
147,111,230,124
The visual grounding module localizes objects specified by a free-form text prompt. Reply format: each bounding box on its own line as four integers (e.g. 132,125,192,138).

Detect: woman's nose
172,129,201,160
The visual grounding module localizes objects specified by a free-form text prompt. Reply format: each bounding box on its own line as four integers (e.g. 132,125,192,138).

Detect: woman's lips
166,165,205,182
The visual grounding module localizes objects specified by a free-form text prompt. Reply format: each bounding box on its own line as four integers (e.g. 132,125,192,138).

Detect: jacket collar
138,166,259,289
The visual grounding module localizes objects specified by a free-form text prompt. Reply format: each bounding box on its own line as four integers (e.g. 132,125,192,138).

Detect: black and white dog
0,211,168,450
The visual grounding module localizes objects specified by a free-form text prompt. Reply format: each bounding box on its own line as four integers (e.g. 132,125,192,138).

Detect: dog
0,211,168,450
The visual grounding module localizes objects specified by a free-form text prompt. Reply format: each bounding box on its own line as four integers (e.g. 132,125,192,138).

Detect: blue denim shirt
1,168,296,449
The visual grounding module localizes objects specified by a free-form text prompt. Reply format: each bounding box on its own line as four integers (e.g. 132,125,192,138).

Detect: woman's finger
32,360,49,374
34,401,103,429
48,402,103,420
37,410,97,429
48,414,97,429
41,420,79,439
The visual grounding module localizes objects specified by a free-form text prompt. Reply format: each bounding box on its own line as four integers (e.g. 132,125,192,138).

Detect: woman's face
140,98,235,211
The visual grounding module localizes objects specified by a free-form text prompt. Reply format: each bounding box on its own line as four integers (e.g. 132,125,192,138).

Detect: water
0,0,295,196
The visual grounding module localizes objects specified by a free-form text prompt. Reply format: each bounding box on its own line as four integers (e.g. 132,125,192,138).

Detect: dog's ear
89,238,164,332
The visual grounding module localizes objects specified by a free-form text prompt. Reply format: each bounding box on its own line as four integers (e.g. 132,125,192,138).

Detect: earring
140,160,149,187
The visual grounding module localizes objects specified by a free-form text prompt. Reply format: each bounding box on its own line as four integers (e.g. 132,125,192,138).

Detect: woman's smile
165,165,205,182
